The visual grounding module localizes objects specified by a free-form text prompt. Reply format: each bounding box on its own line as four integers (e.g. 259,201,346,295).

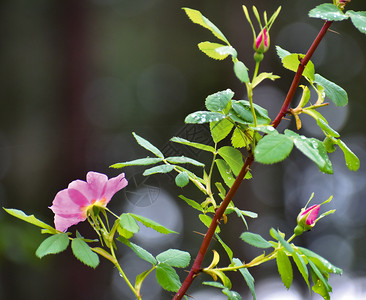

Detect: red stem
173,20,333,300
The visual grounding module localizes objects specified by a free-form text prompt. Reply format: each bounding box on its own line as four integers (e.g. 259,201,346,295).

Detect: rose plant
3,1,366,299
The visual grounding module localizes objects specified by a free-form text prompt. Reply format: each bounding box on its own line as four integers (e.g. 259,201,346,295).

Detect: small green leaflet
185,111,226,124
251,72,280,89
166,156,204,167
233,258,256,300
143,164,174,176
234,61,249,83
156,249,191,268
129,213,178,234
298,247,342,275
198,42,232,60
175,172,190,187
282,54,315,81
132,132,164,158
118,236,157,265
110,157,163,169
317,118,340,138
314,74,348,107
215,233,233,261
156,263,181,292
254,134,294,164
170,137,216,153
275,45,291,60
199,214,220,233
270,228,294,254
205,89,234,112
276,249,293,289
347,10,366,34
182,8,229,44
240,232,273,249
308,3,348,21
217,146,244,176
36,233,69,258
119,213,140,233
216,158,235,188
178,195,203,212
292,251,310,290
71,238,100,268
3,208,56,233
210,119,234,143
337,140,360,171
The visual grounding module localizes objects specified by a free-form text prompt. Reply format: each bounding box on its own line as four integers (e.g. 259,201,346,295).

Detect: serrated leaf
71,238,99,268
185,111,226,124
215,46,237,59
156,263,181,292
298,247,342,275
270,228,294,254
314,74,348,106
132,132,164,158
337,139,360,171
254,134,294,164
216,159,235,188
277,249,293,289
205,89,234,112
182,8,229,44
110,157,163,169
231,127,248,148
215,233,233,261
282,54,315,81
234,61,249,83
199,214,220,233
275,45,291,60
129,213,178,235
210,119,234,143
119,213,140,233
143,164,174,176
178,195,203,212
166,156,204,167
35,233,69,258
198,41,231,60
217,146,244,176
347,10,366,34
293,251,310,290
233,258,256,300
175,172,190,188
170,137,216,153
309,3,349,21
117,236,157,264
308,260,332,294
156,249,191,268
240,232,273,249
252,72,280,89
3,208,56,233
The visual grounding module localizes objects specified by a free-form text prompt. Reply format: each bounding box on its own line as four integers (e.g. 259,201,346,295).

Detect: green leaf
110,157,163,169
166,156,204,167
71,238,99,268
156,249,191,268
254,134,294,164
233,258,256,300
347,10,366,34
216,159,235,188
35,233,69,258
276,249,293,289
240,232,273,249
203,281,225,289
270,228,294,254
156,263,181,292
234,61,249,83
198,42,231,60
205,89,234,112
231,102,253,124
298,247,342,275
132,132,164,158
298,85,311,108
217,146,244,176
185,111,226,124
285,130,333,174
3,208,56,233
117,236,157,264
135,270,150,293
199,214,220,233
275,45,291,60
214,46,237,59
182,8,229,44
170,137,216,153
210,119,234,143
231,127,249,148
292,251,310,290
317,118,340,138
336,139,360,171
215,233,233,261
282,54,315,81
309,3,349,21
119,213,140,233
314,74,348,106
222,289,242,300
143,164,174,176
308,260,332,294
251,125,278,135
252,72,280,89
323,136,336,153
129,213,178,235
175,172,190,188
178,195,203,212
230,100,271,125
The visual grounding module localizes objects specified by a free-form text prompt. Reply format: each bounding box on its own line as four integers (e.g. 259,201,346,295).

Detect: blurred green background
1,0,365,299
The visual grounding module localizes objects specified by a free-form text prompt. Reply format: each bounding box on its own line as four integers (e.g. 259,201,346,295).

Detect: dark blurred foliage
0,0,365,299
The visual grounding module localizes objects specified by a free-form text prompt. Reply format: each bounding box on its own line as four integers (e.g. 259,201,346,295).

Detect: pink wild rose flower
49,171,128,232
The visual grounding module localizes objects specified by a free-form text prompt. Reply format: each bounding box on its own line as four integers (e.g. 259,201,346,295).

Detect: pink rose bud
254,28,270,54
294,204,320,236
